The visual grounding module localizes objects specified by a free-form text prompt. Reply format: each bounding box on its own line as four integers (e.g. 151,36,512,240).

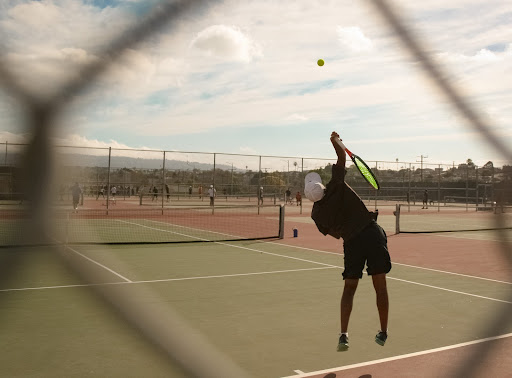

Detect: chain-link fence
4,141,507,213
1,0,511,377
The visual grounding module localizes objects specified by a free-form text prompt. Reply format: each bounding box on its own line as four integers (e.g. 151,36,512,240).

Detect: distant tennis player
306,131,391,352
258,186,264,205
208,185,216,206
71,182,81,212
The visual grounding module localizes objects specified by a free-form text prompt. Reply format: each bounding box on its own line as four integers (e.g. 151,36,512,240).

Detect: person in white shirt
208,185,216,206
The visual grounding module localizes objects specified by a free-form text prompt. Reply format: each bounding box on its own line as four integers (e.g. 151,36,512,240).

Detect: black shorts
342,221,391,279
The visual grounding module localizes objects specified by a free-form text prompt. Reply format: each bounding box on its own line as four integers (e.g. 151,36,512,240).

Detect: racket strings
354,157,379,190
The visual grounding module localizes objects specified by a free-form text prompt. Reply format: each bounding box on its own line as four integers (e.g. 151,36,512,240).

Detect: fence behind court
0,142,509,213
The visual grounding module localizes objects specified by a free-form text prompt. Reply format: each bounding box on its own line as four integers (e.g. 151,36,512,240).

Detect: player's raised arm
330,131,346,166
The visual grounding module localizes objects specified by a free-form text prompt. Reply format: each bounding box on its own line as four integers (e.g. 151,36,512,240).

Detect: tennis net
394,204,512,234
0,205,285,247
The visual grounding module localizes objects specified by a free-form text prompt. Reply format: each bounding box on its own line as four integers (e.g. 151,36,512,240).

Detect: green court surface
1,238,511,377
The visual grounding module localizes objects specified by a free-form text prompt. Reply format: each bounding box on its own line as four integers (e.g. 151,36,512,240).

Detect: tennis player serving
305,131,392,352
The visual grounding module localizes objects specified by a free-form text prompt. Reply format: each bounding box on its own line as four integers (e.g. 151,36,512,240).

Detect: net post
465,165,469,211
475,165,479,212
395,203,400,234
279,204,285,239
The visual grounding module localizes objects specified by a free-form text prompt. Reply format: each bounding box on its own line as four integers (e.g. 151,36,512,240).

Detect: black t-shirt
311,164,374,241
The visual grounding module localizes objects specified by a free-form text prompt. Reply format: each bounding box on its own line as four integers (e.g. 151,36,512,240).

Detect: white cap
304,172,325,202
210,185,213,188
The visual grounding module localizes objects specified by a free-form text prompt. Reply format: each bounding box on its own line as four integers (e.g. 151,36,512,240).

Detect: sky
0,0,511,169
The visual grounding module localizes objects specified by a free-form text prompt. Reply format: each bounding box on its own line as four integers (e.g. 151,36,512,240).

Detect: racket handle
335,137,347,151
335,137,353,156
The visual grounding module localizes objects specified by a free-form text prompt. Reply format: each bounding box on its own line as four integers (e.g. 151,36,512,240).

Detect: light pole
416,155,428,183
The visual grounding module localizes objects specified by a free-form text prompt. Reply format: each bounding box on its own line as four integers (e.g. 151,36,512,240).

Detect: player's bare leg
372,273,389,345
338,278,358,351
340,278,359,332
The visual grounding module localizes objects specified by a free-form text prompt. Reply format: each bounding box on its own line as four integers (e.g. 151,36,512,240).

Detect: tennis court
1,203,511,377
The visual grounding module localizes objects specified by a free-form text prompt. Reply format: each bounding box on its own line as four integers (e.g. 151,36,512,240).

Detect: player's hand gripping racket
335,138,380,190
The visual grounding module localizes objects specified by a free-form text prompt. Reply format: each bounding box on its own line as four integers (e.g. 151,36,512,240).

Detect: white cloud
438,48,504,64
0,0,510,166
190,25,262,62
285,113,309,122
102,49,155,88
337,26,374,53
6,1,61,29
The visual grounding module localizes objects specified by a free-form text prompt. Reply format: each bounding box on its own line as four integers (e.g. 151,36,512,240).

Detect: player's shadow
323,375,372,378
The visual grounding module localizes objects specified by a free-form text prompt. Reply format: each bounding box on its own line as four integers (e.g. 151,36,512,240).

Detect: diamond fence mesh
1,0,511,377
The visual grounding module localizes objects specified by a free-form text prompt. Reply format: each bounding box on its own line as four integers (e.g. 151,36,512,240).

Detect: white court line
2,245,511,305
13,221,507,306
130,216,509,286
437,233,512,243
133,266,336,285
263,239,512,285
117,220,338,269
389,277,512,304
0,281,124,292
64,245,132,283
389,261,512,285
282,332,512,378
0,266,335,293
100,221,512,304
262,240,341,256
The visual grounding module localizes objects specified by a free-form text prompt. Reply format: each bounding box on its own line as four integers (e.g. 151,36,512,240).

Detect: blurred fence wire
0,1,252,377
368,1,511,377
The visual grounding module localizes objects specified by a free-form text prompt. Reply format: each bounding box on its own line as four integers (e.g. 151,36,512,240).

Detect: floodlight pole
416,155,428,183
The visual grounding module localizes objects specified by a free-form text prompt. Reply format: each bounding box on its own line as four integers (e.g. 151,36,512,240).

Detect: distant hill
4,151,236,171
59,153,235,171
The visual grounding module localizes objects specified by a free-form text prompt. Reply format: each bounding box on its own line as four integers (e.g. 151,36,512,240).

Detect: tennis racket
335,138,380,190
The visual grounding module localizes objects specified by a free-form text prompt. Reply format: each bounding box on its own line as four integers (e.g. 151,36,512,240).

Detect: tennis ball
317,59,324,66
